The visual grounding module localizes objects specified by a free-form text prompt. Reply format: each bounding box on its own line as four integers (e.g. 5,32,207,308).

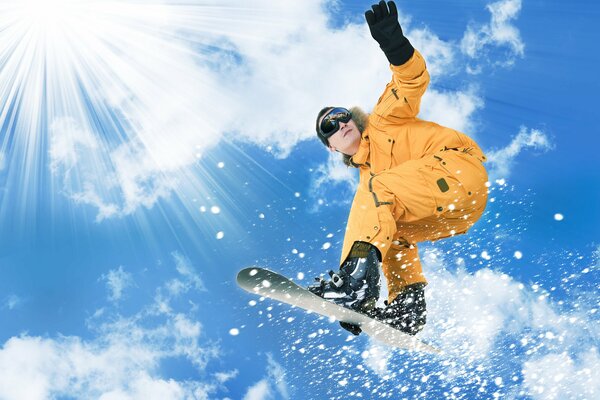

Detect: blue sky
0,0,598,399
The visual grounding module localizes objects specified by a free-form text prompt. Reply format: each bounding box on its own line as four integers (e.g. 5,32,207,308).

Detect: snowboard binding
308,242,382,335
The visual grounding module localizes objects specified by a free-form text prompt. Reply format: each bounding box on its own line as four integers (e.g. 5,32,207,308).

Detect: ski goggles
318,107,352,140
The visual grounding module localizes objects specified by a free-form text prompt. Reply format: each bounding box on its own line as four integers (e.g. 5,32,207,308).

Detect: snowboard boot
376,283,427,336
308,241,382,336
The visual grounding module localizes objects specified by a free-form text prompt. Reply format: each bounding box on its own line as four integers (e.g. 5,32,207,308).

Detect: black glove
365,1,414,66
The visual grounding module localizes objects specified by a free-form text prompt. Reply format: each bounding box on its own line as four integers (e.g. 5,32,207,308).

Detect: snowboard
237,267,440,353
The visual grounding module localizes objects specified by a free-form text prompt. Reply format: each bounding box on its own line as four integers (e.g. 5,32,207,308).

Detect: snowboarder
310,1,489,336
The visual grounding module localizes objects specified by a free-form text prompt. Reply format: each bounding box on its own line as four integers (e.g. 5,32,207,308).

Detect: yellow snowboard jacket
340,50,488,301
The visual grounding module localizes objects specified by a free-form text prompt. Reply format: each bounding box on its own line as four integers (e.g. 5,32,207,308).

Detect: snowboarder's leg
412,149,488,236
341,150,487,334
378,150,487,334
382,239,426,304
326,150,487,335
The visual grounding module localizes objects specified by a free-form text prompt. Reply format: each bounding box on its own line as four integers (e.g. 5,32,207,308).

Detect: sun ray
0,0,256,240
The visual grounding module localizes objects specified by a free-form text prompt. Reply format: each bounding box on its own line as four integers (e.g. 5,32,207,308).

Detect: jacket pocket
369,133,394,173
420,154,473,218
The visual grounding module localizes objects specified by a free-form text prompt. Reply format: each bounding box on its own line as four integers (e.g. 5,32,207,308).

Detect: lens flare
0,0,236,233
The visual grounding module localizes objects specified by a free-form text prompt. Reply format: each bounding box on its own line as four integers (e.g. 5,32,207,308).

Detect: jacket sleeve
369,49,430,127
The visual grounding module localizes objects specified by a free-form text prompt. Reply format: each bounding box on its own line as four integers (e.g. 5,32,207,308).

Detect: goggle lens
320,108,352,138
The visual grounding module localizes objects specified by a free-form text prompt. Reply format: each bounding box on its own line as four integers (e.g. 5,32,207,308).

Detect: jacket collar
350,131,370,166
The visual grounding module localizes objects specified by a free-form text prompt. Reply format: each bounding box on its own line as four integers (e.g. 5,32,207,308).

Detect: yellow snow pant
340,148,488,303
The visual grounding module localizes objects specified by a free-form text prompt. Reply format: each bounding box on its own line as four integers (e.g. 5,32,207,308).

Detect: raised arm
366,1,430,124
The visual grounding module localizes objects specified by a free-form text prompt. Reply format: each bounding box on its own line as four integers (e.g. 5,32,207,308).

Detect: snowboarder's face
319,115,361,156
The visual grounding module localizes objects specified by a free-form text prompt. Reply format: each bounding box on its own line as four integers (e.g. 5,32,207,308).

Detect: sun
14,0,80,26
0,0,233,227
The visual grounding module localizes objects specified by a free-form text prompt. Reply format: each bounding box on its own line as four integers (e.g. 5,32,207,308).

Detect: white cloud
243,380,271,400
49,118,176,222
5,0,525,219
34,1,370,218
486,126,553,180
49,117,100,172
421,250,531,358
461,0,525,70
409,27,456,79
221,6,484,156
362,342,393,376
0,252,219,400
362,247,598,399
33,0,487,220
48,118,121,221
167,251,206,295
243,354,289,400
522,350,600,400
101,266,133,302
1,294,22,310
265,353,289,400
309,152,358,208
421,86,484,134
71,184,121,222
214,369,239,384
0,334,215,400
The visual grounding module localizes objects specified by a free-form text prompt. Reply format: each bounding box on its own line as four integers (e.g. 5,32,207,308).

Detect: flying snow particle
494,377,503,386
229,328,239,336
210,206,221,214
299,253,305,259
514,251,523,259
326,233,334,238
297,272,305,280
496,178,506,185
481,251,491,260
554,213,564,221
217,162,225,168
248,300,257,306
199,206,206,213
294,192,301,198
258,213,265,219
216,231,224,240
322,242,331,250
